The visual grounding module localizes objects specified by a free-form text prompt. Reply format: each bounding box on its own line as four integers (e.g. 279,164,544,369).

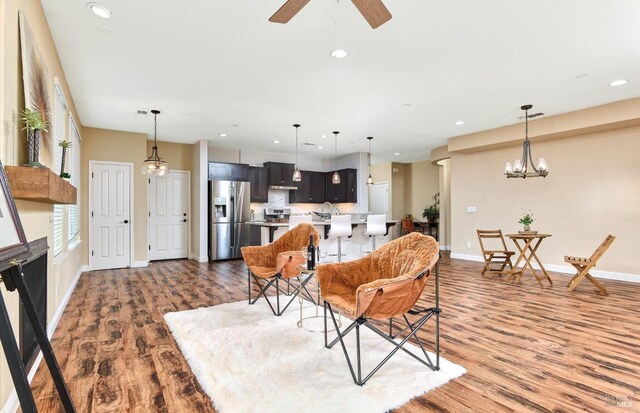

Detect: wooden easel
0,242,76,413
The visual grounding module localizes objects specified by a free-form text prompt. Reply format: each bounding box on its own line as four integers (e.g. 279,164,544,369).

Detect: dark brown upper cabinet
325,168,357,203
289,171,326,203
264,162,296,187
248,166,269,202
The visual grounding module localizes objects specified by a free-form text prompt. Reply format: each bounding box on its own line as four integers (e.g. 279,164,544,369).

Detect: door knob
123,220,129,224
183,213,187,216
183,219,188,222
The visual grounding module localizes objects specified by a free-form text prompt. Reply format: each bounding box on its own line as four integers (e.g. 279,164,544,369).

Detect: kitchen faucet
321,201,333,216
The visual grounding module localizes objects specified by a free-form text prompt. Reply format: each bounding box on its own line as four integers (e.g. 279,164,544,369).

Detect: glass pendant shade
332,170,341,184
332,131,340,184
366,136,374,186
292,167,302,182
292,124,302,182
141,110,169,176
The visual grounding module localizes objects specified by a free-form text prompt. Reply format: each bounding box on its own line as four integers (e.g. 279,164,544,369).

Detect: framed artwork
0,159,29,261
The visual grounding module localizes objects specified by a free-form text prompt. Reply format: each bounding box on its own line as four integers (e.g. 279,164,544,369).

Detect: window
53,83,67,257
68,115,81,243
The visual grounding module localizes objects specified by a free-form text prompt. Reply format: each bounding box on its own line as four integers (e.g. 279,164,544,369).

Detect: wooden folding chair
565,235,615,295
476,229,515,276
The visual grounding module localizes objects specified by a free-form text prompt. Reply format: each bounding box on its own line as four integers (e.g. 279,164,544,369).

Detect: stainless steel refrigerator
208,180,251,260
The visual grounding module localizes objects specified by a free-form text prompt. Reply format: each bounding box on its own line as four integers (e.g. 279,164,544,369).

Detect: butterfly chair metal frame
323,260,440,386
242,223,320,316
247,268,315,316
565,234,615,295
477,229,515,276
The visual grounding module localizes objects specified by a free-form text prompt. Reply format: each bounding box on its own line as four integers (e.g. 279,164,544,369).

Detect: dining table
505,233,553,288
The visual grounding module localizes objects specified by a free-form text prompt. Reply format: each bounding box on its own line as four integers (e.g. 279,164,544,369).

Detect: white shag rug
164,298,466,413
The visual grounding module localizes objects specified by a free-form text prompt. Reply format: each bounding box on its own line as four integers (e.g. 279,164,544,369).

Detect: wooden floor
29,255,640,412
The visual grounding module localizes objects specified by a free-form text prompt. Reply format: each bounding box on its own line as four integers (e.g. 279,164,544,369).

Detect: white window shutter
68,115,81,241
53,83,67,256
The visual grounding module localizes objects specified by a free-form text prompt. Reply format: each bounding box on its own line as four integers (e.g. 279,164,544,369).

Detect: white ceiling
41,0,640,163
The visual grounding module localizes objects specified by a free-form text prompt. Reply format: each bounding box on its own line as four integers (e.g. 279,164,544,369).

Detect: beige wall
1,0,83,407
391,163,407,220
406,160,439,219
147,140,192,172
450,125,640,275
81,127,149,263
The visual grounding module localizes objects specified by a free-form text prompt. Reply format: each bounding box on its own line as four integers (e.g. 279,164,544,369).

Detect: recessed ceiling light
394,152,401,156
609,79,628,87
454,121,465,126
318,146,324,150
219,133,227,137
320,134,327,138
273,140,280,144
86,2,111,18
330,49,348,59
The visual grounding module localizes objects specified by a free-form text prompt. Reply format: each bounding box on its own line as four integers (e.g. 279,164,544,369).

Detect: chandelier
504,104,548,179
141,110,169,176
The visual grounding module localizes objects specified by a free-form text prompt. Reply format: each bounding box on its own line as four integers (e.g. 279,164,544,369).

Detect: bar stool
364,214,386,253
329,215,352,262
289,215,312,230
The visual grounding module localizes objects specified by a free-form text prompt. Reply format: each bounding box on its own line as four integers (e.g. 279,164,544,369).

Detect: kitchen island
248,219,400,262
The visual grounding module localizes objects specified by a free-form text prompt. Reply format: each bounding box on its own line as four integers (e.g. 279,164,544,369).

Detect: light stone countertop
248,220,399,227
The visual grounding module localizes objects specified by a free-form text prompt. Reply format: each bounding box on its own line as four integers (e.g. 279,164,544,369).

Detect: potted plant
422,203,439,223
21,108,48,167
58,139,72,177
518,209,534,232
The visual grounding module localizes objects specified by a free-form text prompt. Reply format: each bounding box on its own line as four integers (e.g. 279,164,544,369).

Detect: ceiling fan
269,0,392,29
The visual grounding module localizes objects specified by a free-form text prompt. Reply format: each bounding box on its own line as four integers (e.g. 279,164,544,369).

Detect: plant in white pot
518,209,534,232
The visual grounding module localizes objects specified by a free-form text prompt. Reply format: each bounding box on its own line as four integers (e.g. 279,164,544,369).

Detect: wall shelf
4,166,77,205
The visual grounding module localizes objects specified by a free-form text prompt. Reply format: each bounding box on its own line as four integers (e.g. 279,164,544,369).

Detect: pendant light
332,131,341,184
140,110,169,176
504,105,548,178
366,136,374,186
292,123,302,182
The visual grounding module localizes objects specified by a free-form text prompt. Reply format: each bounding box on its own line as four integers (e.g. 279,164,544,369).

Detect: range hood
269,185,299,190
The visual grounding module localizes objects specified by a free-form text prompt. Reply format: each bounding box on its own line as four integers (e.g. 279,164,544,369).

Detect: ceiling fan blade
351,0,392,29
269,0,311,24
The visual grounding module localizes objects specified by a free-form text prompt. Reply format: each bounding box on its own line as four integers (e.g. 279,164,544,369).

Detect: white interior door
149,171,189,260
370,182,389,217
90,162,132,270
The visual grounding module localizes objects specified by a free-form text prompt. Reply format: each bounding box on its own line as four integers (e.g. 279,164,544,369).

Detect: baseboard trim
450,253,639,283
189,254,209,263
1,265,84,413
439,245,451,251
131,260,148,268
